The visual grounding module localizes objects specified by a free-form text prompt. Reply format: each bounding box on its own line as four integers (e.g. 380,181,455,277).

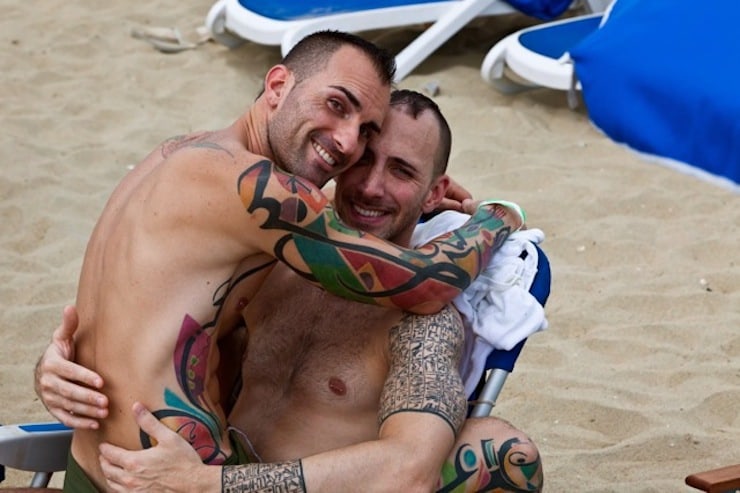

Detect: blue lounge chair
469,244,550,417
480,12,602,107
205,0,575,81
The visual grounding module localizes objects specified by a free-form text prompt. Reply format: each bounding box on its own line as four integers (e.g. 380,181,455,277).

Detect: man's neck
237,105,274,164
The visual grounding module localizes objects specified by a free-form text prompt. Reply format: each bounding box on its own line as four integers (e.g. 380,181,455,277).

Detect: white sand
1,1,738,490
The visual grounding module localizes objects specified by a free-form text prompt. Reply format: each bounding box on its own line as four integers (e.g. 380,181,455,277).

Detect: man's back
72,130,263,487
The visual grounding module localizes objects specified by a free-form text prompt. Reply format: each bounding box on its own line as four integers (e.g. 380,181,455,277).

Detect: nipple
328,377,347,396
236,297,248,310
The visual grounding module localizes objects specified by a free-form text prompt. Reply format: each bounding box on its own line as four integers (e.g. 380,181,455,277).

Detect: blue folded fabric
571,0,740,188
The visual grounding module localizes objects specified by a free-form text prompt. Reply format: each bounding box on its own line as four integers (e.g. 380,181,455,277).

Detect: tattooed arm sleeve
379,305,467,435
238,161,520,314
222,460,306,493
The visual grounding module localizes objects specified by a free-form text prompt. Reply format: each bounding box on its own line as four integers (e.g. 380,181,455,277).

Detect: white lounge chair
205,0,576,81
480,12,602,107
0,421,70,490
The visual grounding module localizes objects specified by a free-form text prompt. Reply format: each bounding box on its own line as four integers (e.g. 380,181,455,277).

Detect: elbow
403,287,460,314
381,445,444,492
406,300,447,315
396,460,442,493
404,282,464,314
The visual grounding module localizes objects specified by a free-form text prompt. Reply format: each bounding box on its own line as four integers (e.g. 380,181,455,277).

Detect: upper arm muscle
379,305,467,435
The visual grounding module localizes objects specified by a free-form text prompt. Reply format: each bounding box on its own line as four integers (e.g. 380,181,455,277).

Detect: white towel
411,211,549,396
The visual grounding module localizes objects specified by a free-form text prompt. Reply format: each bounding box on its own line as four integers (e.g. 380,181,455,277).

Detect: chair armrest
0,422,72,473
685,463,740,493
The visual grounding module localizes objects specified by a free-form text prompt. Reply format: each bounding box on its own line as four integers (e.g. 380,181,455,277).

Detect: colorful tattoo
222,460,306,493
140,262,276,464
236,161,512,308
140,314,228,463
379,305,467,434
437,438,543,492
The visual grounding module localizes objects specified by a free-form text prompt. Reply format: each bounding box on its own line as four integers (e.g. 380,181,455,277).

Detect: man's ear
422,175,450,214
263,65,292,108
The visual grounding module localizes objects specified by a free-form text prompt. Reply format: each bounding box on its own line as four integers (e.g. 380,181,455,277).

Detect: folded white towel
411,211,549,396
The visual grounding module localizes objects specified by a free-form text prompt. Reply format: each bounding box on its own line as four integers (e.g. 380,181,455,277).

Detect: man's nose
334,121,363,165
360,165,385,197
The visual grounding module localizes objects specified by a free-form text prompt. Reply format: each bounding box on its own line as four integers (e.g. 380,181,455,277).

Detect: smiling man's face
266,46,390,188
333,105,447,246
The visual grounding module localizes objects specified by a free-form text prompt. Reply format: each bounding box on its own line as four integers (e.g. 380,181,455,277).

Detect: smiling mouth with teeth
312,141,336,166
354,205,384,218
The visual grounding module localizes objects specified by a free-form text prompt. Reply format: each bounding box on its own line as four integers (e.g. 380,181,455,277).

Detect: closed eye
392,163,415,179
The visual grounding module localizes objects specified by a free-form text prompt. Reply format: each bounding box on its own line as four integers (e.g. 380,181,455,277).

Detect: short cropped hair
389,89,452,177
282,30,397,86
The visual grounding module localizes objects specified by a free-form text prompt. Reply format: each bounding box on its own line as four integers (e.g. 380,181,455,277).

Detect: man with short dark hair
38,89,539,492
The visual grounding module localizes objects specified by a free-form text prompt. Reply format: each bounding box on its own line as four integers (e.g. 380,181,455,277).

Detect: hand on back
34,305,109,429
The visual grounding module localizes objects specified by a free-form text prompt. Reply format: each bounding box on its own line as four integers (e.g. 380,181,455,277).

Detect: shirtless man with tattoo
50,29,523,492
37,90,541,492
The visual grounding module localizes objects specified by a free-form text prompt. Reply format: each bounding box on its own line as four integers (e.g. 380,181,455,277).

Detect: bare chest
246,282,397,395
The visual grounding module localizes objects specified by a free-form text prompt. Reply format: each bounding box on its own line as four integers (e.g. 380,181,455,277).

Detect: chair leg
30,471,53,488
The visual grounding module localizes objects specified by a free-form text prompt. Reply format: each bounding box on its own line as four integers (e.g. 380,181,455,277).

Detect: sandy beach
1,1,738,490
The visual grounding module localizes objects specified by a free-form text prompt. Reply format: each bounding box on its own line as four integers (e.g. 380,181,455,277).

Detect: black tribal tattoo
379,305,467,434
222,460,306,493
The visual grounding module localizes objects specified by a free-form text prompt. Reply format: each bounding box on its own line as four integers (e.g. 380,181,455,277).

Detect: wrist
195,464,221,493
478,199,526,231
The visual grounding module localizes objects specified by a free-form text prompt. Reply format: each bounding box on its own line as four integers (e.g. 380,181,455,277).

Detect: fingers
436,197,465,213
445,177,473,202
36,353,108,404
99,405,206,492
36,384,107,428
99,443,139,492
34,304,108,428
132,401,172,444
35,361,108,427
461,198,477,215
52,358,105,390
55,304,80,341
53,409,103,430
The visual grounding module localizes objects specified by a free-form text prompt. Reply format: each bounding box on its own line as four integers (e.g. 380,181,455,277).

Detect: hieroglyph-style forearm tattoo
222,460,306,493
379,305,467,434
237,160,513,308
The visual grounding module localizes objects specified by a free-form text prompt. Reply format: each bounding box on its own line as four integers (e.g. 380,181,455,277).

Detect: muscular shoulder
147,132,268,208
159,131,239,162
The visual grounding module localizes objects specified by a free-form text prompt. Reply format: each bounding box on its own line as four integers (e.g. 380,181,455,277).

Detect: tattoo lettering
222,460,307,493
437,438,543,493
379,305,466,434
236,161,512,309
